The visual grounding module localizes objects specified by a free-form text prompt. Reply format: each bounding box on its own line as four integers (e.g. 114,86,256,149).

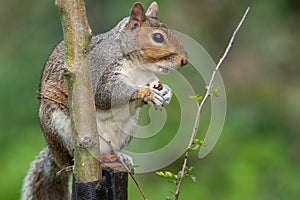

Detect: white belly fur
51,102,140,155
96,102,140,154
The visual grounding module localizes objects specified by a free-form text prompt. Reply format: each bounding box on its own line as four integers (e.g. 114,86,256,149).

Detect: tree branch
173,7,250,199
55,0,101,183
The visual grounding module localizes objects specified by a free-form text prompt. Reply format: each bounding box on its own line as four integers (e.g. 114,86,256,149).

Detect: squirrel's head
118,2,188,74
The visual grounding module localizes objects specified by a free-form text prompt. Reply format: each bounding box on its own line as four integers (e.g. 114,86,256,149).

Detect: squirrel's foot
118,153,135,173
117,153,134,167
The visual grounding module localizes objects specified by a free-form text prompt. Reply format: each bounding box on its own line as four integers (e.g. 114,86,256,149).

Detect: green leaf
189,94,203,104
165,171,175,179
186,144,200,152
205,85,220,97
189,95,197,100
156,171,165,177
155,171,176,180
156,171,177,182
190,175,197,182
193,138,205,146
185,166,193,174
212,87,220,97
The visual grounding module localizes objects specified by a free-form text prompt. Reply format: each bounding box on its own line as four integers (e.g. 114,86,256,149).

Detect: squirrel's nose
179,51,188,67
180,58,188,66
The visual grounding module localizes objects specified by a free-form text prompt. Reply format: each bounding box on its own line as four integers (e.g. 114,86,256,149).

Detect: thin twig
173,7,250,200
129,173,148,200
37,92,69,108
56,165,74,176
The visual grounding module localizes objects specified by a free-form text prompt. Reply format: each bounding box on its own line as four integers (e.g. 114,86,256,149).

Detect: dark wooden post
72,163,128,200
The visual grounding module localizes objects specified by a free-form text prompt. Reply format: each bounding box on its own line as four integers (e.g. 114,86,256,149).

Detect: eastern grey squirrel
21,2,188,199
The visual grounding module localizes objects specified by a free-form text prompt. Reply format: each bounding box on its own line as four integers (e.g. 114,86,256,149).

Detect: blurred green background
1,0,300,199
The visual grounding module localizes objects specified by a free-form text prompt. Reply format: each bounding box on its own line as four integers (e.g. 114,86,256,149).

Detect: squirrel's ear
127,2,146,29
146,1,158,18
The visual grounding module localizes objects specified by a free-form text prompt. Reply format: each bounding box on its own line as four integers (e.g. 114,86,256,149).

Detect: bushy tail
21,148,70,200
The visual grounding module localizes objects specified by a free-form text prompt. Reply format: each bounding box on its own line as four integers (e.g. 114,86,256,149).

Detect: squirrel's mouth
140,63,174,74
157,66,173,74
141,54,188,74
156,54,188,74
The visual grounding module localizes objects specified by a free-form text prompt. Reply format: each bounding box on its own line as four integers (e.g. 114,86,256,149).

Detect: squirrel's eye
152,33,165,43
